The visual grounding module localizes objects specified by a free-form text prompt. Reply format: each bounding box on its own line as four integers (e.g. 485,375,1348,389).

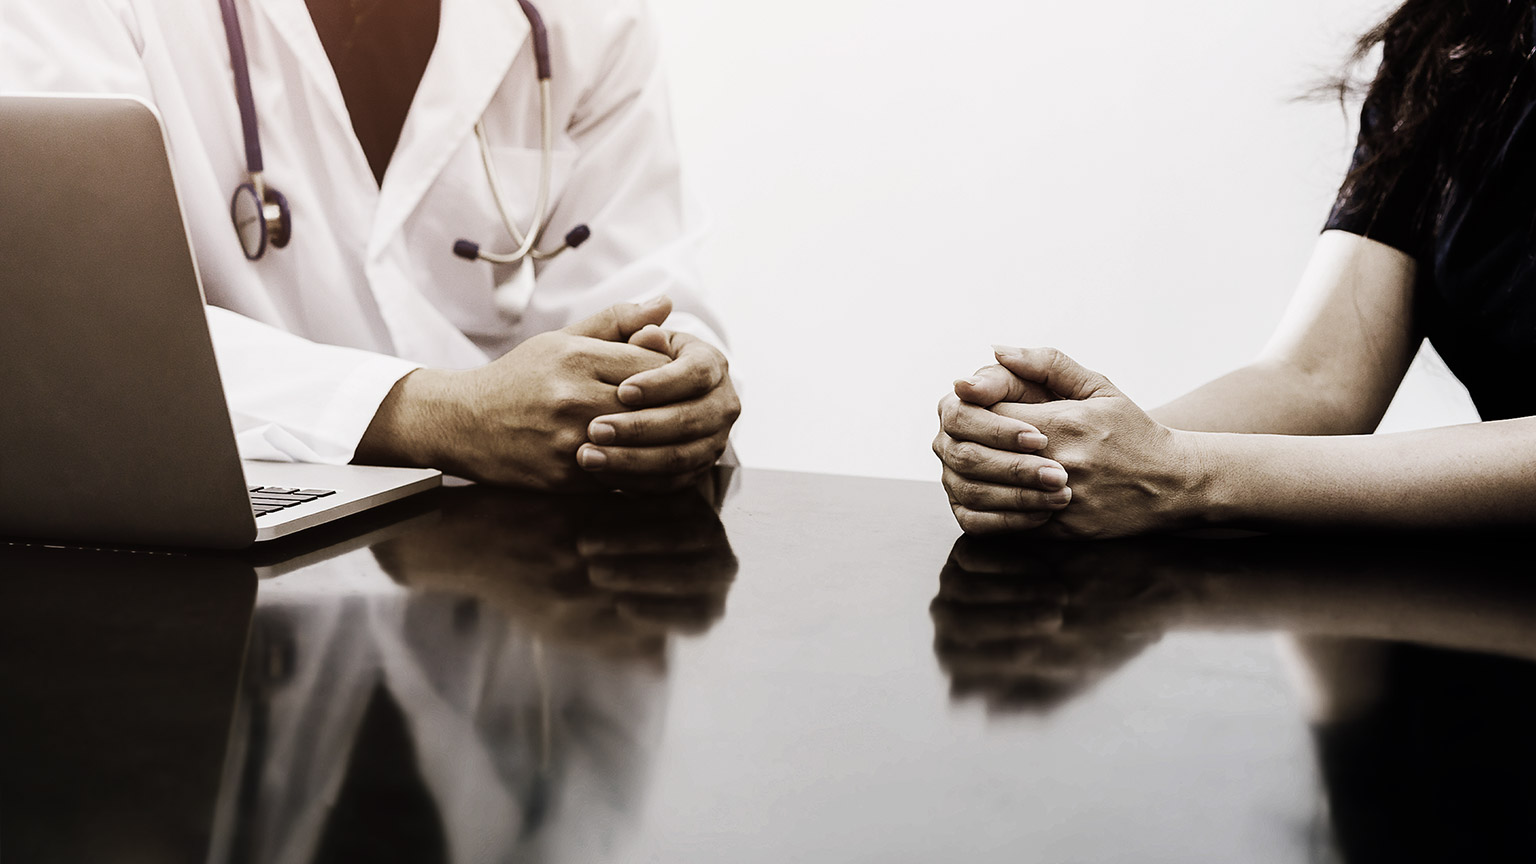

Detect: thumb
990,345,1117,400
954,363,1058,407
564,295,673,341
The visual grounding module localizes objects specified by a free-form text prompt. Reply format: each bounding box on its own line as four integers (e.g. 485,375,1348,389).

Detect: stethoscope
217,0,591,266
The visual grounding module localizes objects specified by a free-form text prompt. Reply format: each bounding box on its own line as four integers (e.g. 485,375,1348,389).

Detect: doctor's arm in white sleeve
358,0,740,490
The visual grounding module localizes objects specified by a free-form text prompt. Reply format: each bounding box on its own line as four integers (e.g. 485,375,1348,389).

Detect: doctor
2,0,738,491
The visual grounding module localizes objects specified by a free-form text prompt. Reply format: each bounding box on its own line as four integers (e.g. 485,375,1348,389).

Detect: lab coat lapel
246,0,525,368
249,0,359,155
369,0,529,259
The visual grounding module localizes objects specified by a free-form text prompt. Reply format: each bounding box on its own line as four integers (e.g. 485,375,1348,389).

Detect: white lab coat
1,0,725,463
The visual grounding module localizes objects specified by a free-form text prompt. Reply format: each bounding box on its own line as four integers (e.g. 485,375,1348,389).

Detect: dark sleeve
1323,98,1437,262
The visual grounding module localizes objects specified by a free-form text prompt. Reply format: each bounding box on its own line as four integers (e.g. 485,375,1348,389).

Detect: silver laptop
0,93,440,549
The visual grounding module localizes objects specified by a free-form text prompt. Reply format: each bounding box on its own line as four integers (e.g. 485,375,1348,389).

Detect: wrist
1166,429,1228,529
356,367,473,472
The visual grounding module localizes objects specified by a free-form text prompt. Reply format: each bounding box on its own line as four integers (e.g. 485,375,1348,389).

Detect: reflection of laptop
0,94,440,549
0,496,437,863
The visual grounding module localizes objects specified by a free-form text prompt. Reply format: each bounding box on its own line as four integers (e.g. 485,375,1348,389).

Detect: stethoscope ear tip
453,239,482,261
565,225,591,249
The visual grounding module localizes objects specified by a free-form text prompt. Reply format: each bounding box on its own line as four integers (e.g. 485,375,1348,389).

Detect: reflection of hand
579,325,741,494
357,298,674,491
935,361,1071,533
580,490,738,633
930,535,1184,714
372,480,737,656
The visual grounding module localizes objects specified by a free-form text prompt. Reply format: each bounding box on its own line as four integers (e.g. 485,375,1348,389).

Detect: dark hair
1330,0,1534,237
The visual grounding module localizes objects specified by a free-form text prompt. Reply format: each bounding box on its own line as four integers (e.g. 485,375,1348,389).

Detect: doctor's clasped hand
358,295,739,492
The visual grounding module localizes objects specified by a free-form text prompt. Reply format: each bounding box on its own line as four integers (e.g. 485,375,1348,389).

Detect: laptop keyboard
248,486,337,518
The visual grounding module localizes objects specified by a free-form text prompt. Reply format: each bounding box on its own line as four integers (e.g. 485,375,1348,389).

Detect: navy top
1324,64,1536,422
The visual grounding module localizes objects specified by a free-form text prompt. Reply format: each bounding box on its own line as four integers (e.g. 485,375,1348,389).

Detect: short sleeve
1323,97,1437,262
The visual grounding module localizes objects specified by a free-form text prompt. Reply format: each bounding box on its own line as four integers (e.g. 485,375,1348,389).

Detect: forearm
354,368,471,473
1181,417,1536,530
1151,360,1382,435
1154,234,1419,436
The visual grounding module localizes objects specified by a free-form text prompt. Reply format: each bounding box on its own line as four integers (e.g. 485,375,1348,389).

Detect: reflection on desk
0,544,256,864
212,485,738,864
6,470,1536,863
932,532,1536,862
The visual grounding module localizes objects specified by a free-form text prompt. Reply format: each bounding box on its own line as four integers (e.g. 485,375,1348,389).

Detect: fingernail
1046,487,1072,507
579,447,608,470
643,295,669,311
589,421,617,444
956,377,983,389
618,383,643,404
991,344,1022,357
1019,432,1047,450
1039,466,1068,488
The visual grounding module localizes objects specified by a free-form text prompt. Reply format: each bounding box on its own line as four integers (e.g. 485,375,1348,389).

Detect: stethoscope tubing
217,0,264,178
471,80,554,263
219,0,587,266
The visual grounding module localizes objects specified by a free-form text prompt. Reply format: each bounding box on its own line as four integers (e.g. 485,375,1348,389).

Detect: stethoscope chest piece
231,178,292,261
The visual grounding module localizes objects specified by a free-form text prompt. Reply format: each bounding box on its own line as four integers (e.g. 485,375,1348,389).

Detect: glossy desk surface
3,468,1534,863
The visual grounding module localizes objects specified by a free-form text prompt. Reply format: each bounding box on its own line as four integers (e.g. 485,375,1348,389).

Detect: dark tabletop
3,468,1534,864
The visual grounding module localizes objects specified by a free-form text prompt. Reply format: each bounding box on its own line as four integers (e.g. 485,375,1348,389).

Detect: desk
3,468,1534,863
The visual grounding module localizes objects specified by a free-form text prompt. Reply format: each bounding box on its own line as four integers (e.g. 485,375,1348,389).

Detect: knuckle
707,438,729,463
938,396,958,426
951,505,979,533
553,429,585,455
663,447,692,473
682,409,711,439
1022,511,1054,529
548,382,582,409
948,476,979,505
1007,456,1033,486
554,337,586,366
941,465,962,493
949,441,981,473
1053,518,1096,540
624,413,651,439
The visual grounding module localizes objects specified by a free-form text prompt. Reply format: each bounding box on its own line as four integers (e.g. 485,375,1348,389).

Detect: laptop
0,93,441,549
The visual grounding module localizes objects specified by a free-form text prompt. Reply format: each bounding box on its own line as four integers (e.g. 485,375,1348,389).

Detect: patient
934,1,1536,536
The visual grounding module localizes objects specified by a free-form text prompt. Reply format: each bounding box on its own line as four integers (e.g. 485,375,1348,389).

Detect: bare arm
1182,416,1536,530
1151,230,1420,435
939,230,1536,535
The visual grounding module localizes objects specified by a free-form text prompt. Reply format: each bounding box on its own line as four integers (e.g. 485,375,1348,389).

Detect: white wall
649,0,1480,481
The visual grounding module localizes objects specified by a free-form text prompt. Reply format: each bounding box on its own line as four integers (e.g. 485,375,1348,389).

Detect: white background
647,0,1481,481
